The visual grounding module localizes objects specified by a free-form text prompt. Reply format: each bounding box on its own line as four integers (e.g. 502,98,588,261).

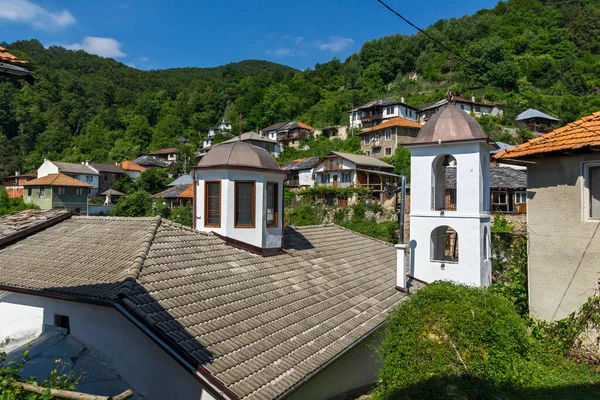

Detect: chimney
471,94,475,103
401,96,405,103
396,244,408,291
15,171,19,176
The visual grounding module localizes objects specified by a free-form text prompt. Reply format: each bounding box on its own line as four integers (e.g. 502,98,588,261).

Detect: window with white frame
514,191,527,204
384,129,392,140
385,147,392,156
492,191,509,212
341,172,351,182
386,106,394,115
57,186,66,196
584,163,600,219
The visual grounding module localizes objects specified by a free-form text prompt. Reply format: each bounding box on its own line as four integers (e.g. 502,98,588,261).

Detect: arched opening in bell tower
431,225,459,262
431,154,457,211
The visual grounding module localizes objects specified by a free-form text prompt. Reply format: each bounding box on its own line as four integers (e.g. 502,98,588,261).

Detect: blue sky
0,0,500,71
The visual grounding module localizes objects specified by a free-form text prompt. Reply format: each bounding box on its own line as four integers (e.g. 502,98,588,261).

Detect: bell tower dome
192,142,286,255
406,102,497,287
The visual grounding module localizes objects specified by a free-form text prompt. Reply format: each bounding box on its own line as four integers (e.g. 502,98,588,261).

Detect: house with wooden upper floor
260,121,314,148
222,132,282,157
419,95,504,123
358,116,423,158
0,141,419,400
22,173,91,214
349,97,418,129
148,147,179,165
88,163,126,193
37,159,99,196
494,111,600,321
282,156,321,188
514,108,560,135
2,172,37,198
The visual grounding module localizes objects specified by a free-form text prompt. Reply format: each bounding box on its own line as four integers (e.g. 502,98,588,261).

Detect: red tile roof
177,183,194,198
149,148,178,155
296,122,315,131
119,160,147,172
359,117,422,134
22,173,92,187
494,111,600,160
0,46,28,65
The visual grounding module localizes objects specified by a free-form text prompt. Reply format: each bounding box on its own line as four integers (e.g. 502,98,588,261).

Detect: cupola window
235,181,255,228
205,181,221,227
266,182,279,227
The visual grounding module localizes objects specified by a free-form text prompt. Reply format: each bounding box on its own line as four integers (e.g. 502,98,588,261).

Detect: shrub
376,282,531,398
169,205,193,227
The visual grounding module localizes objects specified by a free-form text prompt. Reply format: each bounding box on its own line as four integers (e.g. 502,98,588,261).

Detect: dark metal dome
410,103,489,146
195,141,283,172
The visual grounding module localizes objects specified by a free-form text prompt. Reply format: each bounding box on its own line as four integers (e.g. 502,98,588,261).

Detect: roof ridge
293,223,397,247
117,215,162,298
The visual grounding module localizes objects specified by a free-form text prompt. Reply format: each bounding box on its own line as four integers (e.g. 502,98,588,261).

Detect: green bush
0,187,38,216
169,205,193,227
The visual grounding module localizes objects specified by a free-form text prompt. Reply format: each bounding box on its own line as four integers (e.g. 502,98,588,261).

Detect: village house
0,141,417,400
282,156,321,188
88,163,126,193
168,174,193,187
1,172,37,198
0,45,33,83
222,132,282,157
37,159,99,196
358,116,423,158
22,173,91,214
260,121,314,147
349,97,418,129
313,125,349,141
148,147,179,165
514,108,560,135
153,183,193,208
418,95,504,123
208,119,232,136
494,111,600,320
118,160,147,180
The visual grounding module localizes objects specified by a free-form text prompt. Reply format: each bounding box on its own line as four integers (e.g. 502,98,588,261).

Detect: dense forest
1,0,600,176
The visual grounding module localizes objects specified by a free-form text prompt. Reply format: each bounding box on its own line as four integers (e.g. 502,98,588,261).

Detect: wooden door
333,175,338,188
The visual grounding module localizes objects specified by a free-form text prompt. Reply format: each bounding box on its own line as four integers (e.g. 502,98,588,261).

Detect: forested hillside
1,0,600,176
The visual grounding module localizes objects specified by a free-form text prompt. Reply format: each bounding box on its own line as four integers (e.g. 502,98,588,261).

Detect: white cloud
295,36,304,45
266,48,292,56
65,37,126,58
141,57,149,62
0,0,75,31
315,36,353,52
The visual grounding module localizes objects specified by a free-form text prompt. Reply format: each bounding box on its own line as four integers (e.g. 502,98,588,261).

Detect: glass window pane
266,183,277,227
206,182,220,225
590,167,600,218
236,182,254,226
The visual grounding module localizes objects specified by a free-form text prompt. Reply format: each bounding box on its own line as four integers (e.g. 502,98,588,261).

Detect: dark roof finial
446,91,455,104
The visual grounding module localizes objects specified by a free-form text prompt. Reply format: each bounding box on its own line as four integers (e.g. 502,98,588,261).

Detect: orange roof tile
296,122,315,131
119,160,147,172
494,111,600,160
149,147,178,155
22,173,92,187
0,46,28,65
178,184,194,198
359,117,422,135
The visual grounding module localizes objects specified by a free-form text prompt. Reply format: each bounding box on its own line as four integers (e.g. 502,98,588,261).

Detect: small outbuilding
22,173,91,214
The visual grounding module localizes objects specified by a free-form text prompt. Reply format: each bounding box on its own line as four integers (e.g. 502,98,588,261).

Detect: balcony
285,179,300,187
361,113,383,123
315,181,354,189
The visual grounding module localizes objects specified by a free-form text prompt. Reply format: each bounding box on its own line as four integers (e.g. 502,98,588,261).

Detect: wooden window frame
234,181,256,228
204,181,221,228
58,186,66,196
266,182,279,228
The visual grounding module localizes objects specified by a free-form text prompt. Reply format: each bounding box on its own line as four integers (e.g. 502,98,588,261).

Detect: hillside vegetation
1,0,600,176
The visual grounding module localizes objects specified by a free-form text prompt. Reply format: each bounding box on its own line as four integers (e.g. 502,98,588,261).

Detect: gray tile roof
515,108,559,122
90,162,126,174
329,151,394,169
133,156,170,168
51,161,99,175
445,166,526,190
0,209,70,246
281,156,321,171
153,183,191,199
168,174,193,186
0,217,412,400
223,132,279,145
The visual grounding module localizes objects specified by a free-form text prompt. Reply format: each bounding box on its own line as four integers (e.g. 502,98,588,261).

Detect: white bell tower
406,101,496,287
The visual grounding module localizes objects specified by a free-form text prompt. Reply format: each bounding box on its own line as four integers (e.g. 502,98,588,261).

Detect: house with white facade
419,95,504,124
404,102,496,288
0,142,417,400
494,111,600,321
358,116,423,158
349,97,418,129
37,159,99,196
282,156,321,188
260,121,314,148
118,160,147,180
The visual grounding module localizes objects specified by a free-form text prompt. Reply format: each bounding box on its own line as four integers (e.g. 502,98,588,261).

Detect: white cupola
192,141,286,255
405,101,497,287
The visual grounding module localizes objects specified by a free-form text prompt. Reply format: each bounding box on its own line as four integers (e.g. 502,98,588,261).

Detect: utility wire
375,0,600,139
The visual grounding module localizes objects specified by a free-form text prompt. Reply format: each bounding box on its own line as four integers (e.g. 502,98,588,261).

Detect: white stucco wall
527,154,600,320
37,160,59,178
286,330,384,400
299,169,314,187
0,292,217,400
126,170,142,180
409,142,492,287
195,168,285,251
